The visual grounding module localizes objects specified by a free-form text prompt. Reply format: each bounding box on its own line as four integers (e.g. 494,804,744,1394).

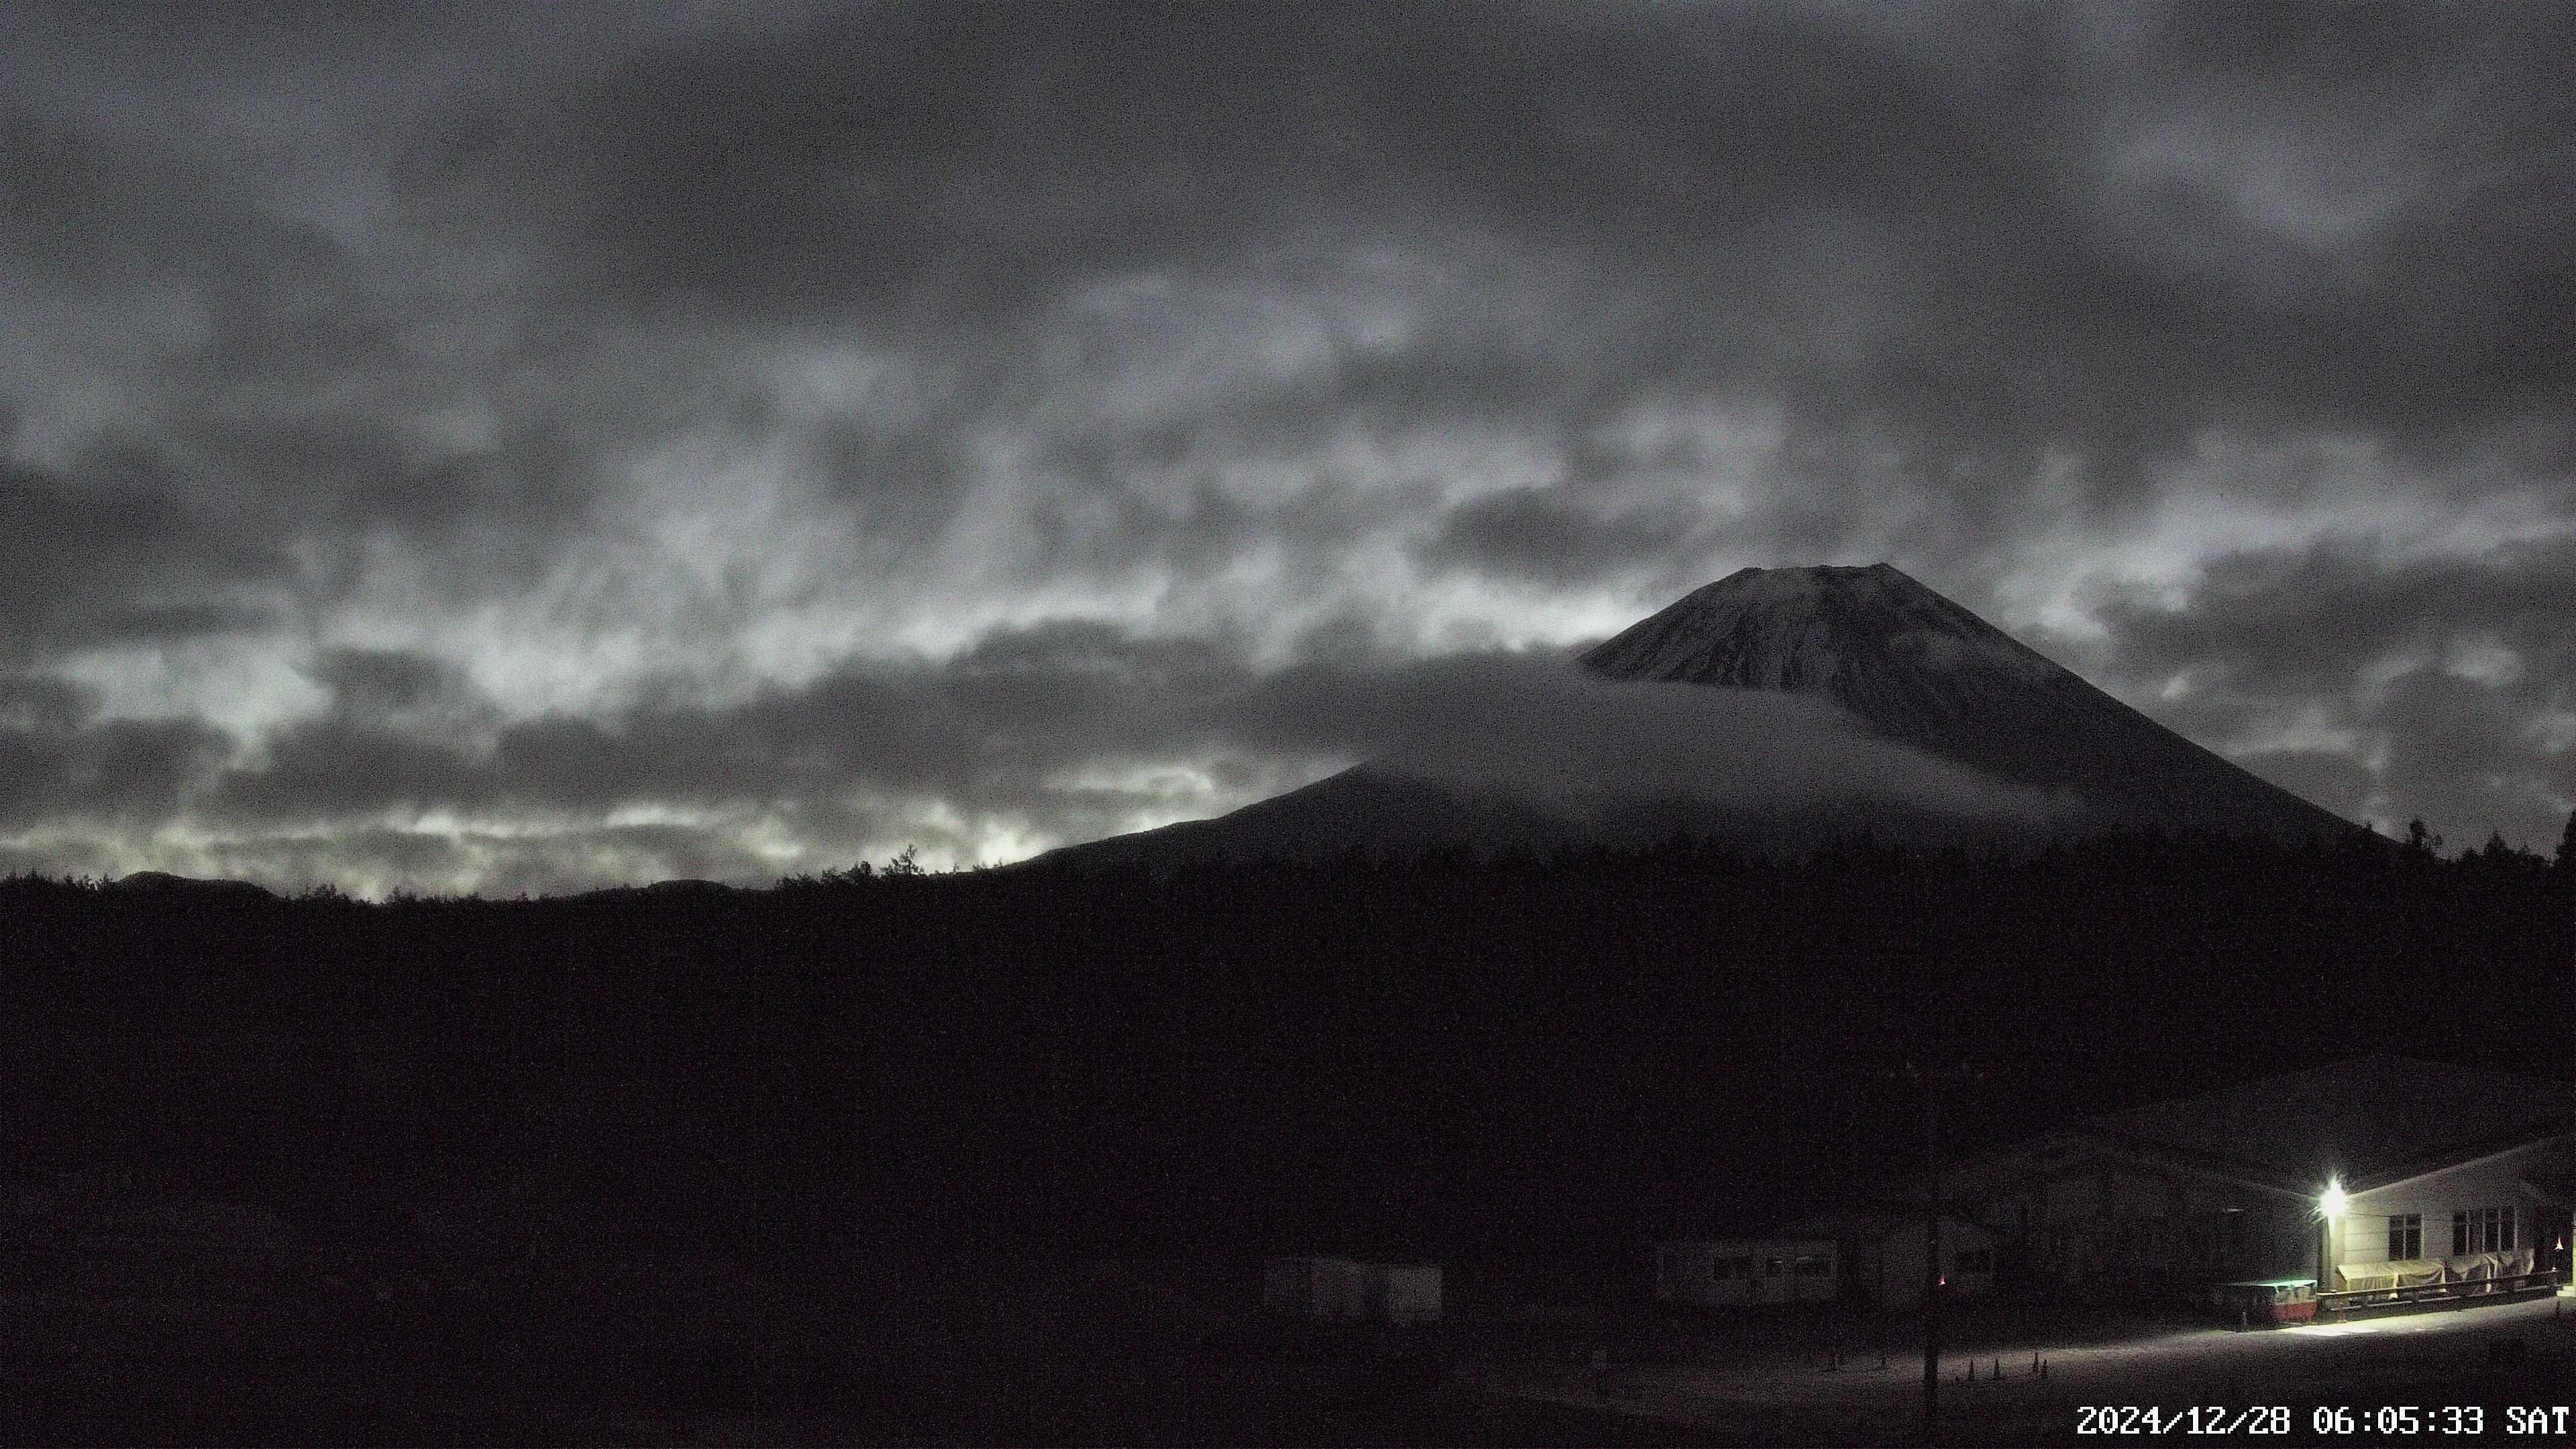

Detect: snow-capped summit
1585,562,2059,697
1583,561,2349,840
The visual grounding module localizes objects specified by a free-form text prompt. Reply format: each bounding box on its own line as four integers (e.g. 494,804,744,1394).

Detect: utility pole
1913,1058,1941,1446
1904,1057,1979,1448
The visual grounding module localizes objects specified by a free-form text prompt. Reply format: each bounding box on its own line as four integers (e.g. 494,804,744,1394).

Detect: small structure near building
1263,1256,1441,1324
2212,1277,2317,1326
1778,1212,1998,1310
1654,1237,1839,1308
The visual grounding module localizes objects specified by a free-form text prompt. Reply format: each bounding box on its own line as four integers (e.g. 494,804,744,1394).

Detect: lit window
2387,1214,2421,1260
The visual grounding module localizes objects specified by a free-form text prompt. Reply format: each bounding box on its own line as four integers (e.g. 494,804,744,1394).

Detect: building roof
2077,1054,2575,1194
1656,1235,1838,1251
1778,1210,1994,1244
1877,1055,2576,1211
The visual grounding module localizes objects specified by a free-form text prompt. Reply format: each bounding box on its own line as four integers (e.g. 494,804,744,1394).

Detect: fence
2316,1267,2563,1316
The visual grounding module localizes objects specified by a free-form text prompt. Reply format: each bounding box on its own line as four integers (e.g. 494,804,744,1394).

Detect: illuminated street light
2314,1180,2349,1305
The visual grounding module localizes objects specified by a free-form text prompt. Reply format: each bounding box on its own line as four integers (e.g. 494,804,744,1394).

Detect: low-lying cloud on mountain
1220,651,2063,825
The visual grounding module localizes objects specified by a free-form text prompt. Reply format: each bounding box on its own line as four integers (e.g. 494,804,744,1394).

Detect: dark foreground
8,1259,2576,1446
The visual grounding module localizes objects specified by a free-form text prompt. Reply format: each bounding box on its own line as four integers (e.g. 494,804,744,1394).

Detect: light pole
1905,1059,1978,1448
2318,1179,2346,1301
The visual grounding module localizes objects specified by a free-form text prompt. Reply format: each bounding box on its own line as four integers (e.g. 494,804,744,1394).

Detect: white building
1264,1255,1375,1320
1776,1211,1997,1311
1263,1256,1442,1324
1655,1236,1839,1307
1921,1055,2576,1307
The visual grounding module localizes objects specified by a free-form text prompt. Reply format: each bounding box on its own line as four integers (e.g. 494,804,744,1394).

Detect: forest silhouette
3,819,2569,1269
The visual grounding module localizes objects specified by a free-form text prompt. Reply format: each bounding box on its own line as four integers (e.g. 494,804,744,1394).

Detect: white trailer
1375,1263,1442,1324
1780,1212,1998,1310
1263,1257,1444,1324
1656,1238,1840,1307
1263,1256,1376,1320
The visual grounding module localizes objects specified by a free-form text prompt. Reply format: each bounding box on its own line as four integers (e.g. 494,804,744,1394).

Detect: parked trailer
1375,1264,1442,1325
1263,1256,1375,1321
2213,1277,2316,1326
1263,1258,1444,1324
1655,1238,1839,1308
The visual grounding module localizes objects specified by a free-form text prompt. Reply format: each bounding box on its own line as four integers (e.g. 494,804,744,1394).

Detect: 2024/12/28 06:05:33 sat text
2073,1404,2573,1434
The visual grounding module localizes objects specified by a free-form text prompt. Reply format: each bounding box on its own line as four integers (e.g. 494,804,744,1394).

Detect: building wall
1657,1238,1838,1307
1870,1218,1996,1311
2000,1161,2314,1298
2337,1137,2576,1278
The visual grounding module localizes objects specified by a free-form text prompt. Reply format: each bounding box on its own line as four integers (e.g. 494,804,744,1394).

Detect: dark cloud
0,452,292,660
393,1,2576,478
2088,537,2576,846
0,0,2569,890
0,103,227,284
1410,488,1717,589
307,648,460,714
212,622,1269,836
0,675,235,822
176,622,2054,892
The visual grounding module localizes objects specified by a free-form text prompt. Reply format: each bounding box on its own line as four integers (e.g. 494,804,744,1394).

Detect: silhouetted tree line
1,817,2569,1264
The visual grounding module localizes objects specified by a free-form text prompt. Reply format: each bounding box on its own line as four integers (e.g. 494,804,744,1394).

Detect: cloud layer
1,1,2569,892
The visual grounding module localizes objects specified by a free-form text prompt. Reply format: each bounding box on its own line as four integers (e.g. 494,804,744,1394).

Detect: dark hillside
1,823,2565,1266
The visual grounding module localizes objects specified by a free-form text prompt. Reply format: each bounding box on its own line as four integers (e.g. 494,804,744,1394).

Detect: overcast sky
3,1,2570,896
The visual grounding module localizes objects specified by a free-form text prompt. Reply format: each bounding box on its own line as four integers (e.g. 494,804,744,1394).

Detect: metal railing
2316,1267,2564,1315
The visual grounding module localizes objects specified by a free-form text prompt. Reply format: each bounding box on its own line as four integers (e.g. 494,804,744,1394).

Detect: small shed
1656,1238,1839,1307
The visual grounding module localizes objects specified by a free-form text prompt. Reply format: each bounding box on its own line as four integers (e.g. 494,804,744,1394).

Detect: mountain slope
1580,563,2351,842
105,871,280,902
1037,564,2351,871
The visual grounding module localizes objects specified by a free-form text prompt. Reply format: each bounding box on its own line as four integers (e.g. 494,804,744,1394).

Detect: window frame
2387,1213,2422,1260
2452,1208,2525,1255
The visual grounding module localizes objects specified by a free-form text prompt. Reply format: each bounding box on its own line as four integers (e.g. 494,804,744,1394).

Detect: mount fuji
1040,564,2351,871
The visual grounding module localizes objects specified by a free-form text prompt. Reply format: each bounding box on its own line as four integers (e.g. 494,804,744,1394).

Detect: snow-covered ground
1464,1293,2576,1445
